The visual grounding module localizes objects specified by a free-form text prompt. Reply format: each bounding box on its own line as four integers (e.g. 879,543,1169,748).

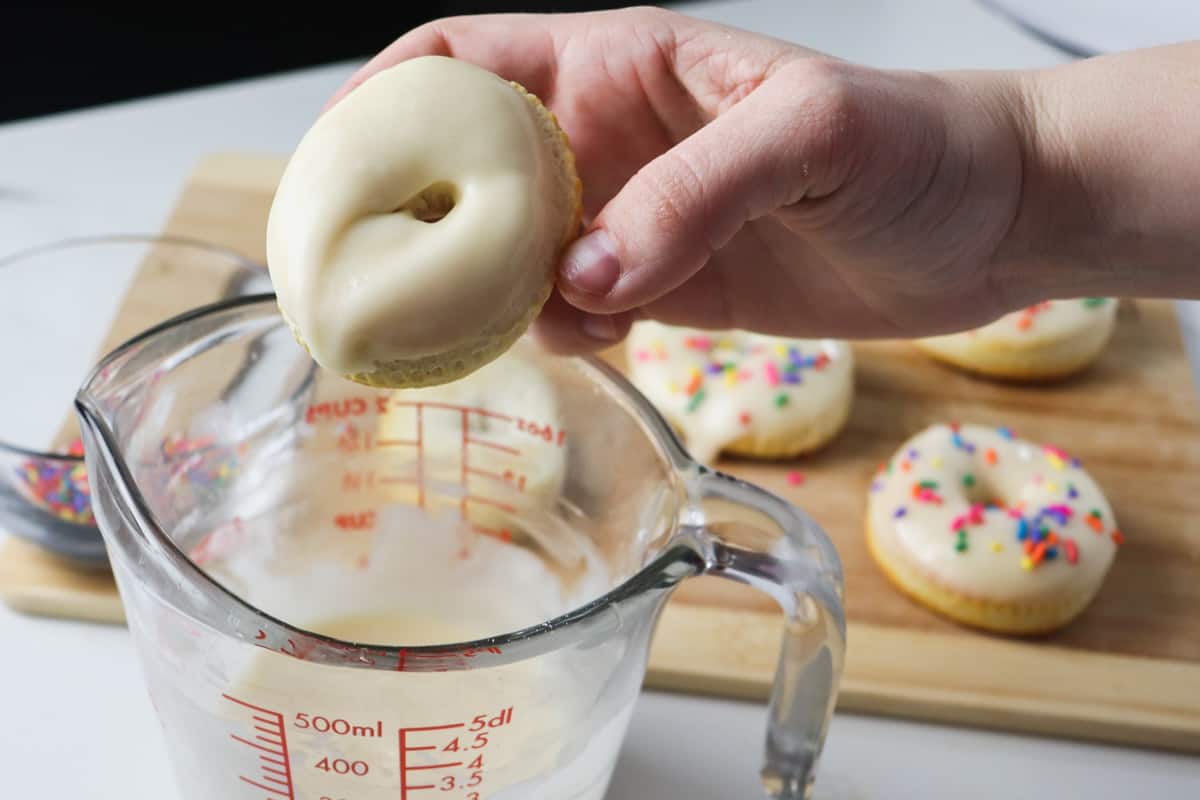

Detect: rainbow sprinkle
664,336,838,427
765,362,780,387
1015,301,1053,332
16,438,93,525
1082,298,1108,309
787,471,805,487
921,425,1109,568
157,434,242,489
912,481,943,505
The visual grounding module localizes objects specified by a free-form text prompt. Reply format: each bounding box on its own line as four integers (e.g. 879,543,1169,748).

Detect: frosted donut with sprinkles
915,298,1117,380
866,422,1122,634
624,321,854,463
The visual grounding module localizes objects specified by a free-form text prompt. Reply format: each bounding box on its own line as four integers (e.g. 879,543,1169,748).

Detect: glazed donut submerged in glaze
267,55,582,388
866,423,1122,634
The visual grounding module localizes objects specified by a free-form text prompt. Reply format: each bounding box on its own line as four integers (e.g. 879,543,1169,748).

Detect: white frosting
624,321,853,463
917,299,1117,375
265,55,575,379
377,347,566,534
867,423,1120,603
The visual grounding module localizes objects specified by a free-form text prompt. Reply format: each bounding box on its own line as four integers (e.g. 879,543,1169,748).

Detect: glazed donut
267,55,582,388
624,321,854,463
915,298,1117,380
866,423,1122,634
377,346,566,539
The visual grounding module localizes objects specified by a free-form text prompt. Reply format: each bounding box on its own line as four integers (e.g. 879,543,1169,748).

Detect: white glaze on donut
916,299,1117,377
266,55,579,383
867,423,1121,604
624,321,853,463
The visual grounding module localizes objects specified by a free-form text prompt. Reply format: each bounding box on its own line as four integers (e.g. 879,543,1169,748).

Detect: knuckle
777,59,871,197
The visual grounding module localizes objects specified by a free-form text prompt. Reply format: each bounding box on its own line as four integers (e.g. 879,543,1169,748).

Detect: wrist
994,53,1200,302
980,68,1109,304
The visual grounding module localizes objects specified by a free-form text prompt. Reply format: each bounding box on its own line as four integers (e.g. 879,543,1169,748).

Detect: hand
326,7,1196,353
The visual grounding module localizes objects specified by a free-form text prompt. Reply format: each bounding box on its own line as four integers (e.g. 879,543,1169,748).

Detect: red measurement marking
333,511,376,531
405,723,466,733
465,467,506,482
223,695,294,800
306,397,370,425
460,409,470,521
379,475,419,485
416,403,426,509
377,438,419,447
341,470,379,492
472,525,514,543
400,724,467,799
466,438,520,455
464,495,516,513
392,401,513,423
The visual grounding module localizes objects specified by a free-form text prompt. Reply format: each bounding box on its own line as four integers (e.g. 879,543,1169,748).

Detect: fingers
530,289,636,355
557,59,859,316
324,14,560,113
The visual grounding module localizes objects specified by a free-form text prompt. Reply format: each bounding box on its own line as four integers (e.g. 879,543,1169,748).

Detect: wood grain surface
2,152,1198,752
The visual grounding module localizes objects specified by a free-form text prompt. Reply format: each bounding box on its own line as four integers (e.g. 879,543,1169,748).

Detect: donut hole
398,181,459,223
960,473,1002,508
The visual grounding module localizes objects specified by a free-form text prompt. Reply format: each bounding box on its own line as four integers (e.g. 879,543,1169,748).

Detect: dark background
4,2,693,124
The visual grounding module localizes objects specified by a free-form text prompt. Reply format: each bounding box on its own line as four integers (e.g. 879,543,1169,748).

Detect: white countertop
1,1,1198,797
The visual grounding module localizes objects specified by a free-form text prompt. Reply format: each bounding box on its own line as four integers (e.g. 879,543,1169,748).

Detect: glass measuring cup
75,295,846,799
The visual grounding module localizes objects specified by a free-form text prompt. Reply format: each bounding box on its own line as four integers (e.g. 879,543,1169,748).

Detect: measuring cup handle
690,470,847,800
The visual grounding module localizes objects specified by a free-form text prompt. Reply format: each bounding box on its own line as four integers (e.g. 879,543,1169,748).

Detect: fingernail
581,313,620,342
562,229,620,296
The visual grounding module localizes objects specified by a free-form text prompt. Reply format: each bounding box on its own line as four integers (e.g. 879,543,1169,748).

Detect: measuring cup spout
683,469,846,800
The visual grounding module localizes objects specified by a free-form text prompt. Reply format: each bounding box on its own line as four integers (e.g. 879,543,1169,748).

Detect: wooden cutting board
2,152,1199,753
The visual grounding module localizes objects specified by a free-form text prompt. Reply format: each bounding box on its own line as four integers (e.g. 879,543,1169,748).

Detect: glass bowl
0,234,270,565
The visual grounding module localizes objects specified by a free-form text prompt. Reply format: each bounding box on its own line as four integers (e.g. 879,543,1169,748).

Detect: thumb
557,61,851,314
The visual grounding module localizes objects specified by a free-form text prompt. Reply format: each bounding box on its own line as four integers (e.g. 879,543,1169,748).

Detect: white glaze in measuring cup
163,510,624,800
76,297,846,800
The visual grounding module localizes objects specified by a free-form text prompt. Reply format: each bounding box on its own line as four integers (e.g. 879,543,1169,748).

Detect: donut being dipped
267,56,582,388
